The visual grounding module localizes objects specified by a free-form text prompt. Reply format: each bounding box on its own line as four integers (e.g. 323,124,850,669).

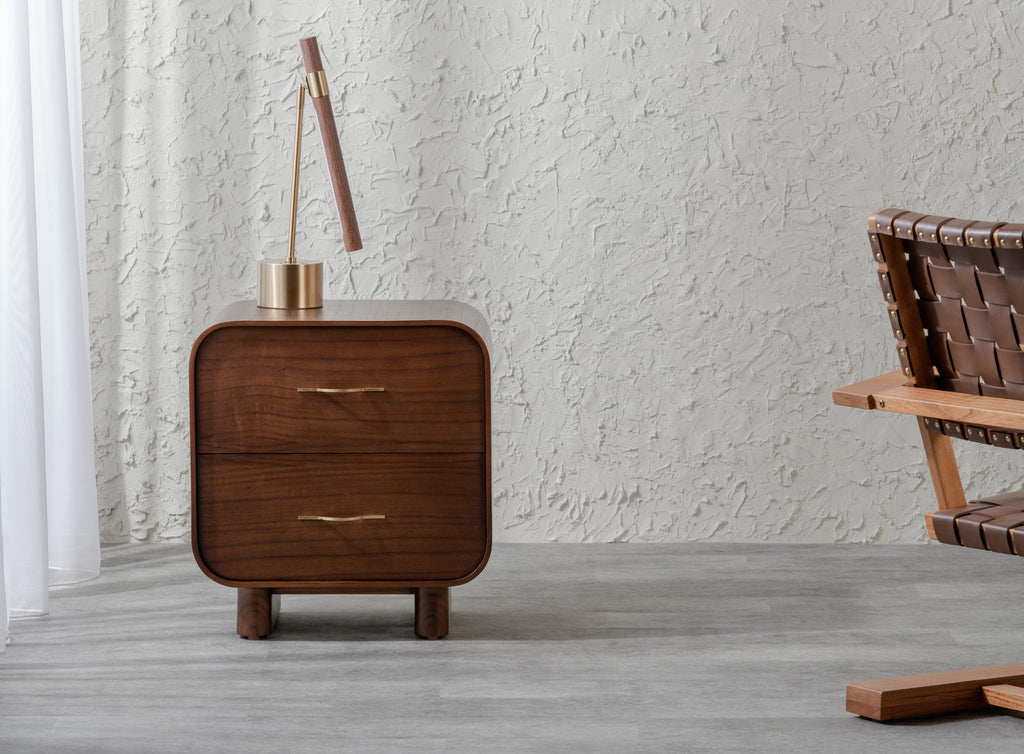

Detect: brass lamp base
257,261,323,309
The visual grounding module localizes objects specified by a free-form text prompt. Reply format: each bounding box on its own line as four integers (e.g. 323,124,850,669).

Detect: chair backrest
869,208,1024,448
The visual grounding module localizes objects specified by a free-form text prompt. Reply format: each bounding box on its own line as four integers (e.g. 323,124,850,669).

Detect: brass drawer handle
296,387,386,394
298,514,386,523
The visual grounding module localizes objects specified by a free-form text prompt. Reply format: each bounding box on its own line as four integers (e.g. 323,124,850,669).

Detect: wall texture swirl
81,0,1024,542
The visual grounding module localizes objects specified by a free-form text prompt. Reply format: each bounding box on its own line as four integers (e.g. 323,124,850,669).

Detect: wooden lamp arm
299,36,362,252
834,371,1024,432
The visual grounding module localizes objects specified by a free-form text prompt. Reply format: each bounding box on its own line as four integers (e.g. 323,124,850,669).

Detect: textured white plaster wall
81,0,1024,543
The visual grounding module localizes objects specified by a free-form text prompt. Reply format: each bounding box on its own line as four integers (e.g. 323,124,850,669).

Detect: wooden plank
982,684,1024,712
832,370,906,410
834,371,1024,431
876,232,938,388
848,663,1024,721
875,384,1024,430
917,418,967,511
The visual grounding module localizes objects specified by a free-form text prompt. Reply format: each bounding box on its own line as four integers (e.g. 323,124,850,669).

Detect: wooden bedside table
189,300,491,639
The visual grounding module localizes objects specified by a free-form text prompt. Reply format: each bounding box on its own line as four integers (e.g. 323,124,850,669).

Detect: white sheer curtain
0,0,99,650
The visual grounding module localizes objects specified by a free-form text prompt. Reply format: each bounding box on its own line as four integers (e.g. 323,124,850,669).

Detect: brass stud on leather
943,236,950,243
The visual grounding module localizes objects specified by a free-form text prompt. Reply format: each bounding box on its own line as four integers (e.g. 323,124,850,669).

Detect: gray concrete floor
1,543,1023,752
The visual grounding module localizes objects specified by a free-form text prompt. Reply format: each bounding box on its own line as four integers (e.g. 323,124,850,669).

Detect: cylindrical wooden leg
414,587,449,640
237,588,279,639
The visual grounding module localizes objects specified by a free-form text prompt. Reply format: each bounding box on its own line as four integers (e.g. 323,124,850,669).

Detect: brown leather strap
914,215,952,246
930,503,994,546
982,509,1024,554
994,223,1024,255
938,217,974,247
892,211,926,241
956,511,996,550
868,208,906,237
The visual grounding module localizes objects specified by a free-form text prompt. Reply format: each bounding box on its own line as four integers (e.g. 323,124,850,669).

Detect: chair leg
917,418,967,512
848,663,1024,720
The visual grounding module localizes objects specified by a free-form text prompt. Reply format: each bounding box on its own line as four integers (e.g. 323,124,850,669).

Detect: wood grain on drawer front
194,453,487,583
192,325,486,453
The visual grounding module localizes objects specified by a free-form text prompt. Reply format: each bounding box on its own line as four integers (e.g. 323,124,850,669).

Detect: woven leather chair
834,209,1024,721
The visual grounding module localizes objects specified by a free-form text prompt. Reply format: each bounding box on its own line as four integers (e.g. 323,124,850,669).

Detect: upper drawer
192,324,487,453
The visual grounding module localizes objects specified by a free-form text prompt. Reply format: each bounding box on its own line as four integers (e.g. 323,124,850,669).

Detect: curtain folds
0,0,99,650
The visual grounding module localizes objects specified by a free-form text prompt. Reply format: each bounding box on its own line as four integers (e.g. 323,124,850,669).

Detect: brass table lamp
258,36,361,309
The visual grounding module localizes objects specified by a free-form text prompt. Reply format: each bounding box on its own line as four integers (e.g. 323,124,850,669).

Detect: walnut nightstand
189,300,491,639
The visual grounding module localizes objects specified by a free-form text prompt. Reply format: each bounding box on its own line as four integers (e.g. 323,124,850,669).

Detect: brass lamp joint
306,70,329,98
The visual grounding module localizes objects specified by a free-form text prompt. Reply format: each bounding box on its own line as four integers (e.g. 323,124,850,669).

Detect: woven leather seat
931,491,1024,554
834,209,1024,722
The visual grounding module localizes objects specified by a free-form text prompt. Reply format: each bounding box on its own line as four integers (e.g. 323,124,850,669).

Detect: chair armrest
834,371,1024,431
833,371,907,410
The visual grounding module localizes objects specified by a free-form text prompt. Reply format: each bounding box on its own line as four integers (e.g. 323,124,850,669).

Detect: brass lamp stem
256,76,323,309
286,82,307,265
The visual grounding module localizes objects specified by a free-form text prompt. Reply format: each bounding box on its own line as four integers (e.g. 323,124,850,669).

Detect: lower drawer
194,453,488,584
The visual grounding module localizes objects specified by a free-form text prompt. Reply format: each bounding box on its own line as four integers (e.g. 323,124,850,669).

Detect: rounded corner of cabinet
190,320,233,365
190,541,226,586
450,533,493,587
443,321,492,368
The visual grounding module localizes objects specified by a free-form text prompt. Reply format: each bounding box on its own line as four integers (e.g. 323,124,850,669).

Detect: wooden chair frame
835,209,1024,721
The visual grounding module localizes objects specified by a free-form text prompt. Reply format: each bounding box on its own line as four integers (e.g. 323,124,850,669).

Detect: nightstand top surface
203,299,491,352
